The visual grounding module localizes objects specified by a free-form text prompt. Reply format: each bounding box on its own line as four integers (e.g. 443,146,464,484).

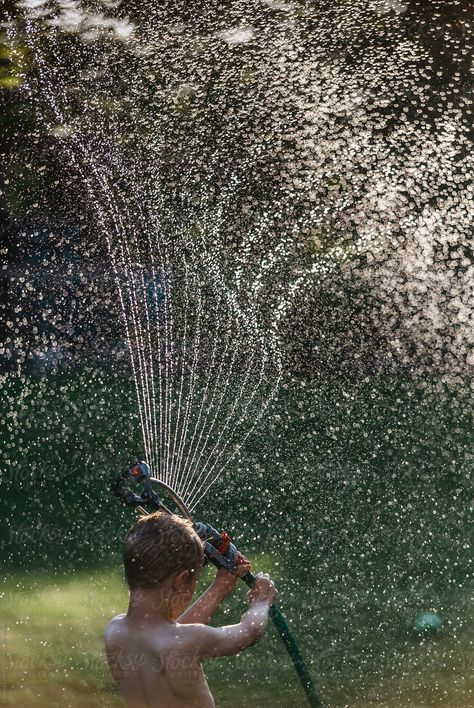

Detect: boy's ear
173,569,192,590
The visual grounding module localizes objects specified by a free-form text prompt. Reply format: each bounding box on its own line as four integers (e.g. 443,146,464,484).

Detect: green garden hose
243,572,322,708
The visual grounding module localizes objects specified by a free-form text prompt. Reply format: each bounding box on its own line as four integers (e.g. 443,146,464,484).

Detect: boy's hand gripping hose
111,462,323,708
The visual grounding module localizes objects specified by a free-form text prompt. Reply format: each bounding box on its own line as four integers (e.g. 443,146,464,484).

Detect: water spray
112,461,323,708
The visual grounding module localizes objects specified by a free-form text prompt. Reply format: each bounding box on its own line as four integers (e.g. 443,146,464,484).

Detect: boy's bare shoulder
104,614,222,667
104,614,127,642
105,613,127,629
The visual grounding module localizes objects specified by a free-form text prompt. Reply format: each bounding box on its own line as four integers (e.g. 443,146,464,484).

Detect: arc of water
61,48,164,477
176,261,248,501
127,197,169,479
183,339,264,507
16,20,155,463
146,216,170,481
177,317,242,503
141,224,165,478
180,220,286,504
34,23,170,469
179,279,266,502
171,248,233,487
177,194,288,502
161,253,174,483
167,253,191,492
188,372,281,511
166,174,276,499
16,14,292,509
187,221,344,508
169,273,204,489
111,186,164,478
174,291,231,500
85,165,156,467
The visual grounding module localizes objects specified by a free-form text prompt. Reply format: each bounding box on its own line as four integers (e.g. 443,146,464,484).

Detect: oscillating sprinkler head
111,460,170,513
111,461,248,577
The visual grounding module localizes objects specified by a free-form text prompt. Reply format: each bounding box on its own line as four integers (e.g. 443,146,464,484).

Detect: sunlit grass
2,570,119,705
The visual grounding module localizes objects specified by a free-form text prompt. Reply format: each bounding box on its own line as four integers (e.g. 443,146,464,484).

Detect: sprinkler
112,461,323,708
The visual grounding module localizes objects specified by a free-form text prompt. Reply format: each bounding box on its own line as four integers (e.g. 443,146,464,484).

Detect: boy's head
123,512,204,606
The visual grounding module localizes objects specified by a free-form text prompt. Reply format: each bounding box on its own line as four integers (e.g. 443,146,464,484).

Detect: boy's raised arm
178,560,252,625
193,573,277,657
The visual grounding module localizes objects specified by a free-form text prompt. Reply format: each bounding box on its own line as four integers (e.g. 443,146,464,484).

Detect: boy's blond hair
123,511,204,589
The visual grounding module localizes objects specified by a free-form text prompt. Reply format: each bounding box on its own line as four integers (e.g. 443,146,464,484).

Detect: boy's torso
105,614,216,708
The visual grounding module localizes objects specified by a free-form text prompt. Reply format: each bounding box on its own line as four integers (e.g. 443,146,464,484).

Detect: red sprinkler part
217,530,231,555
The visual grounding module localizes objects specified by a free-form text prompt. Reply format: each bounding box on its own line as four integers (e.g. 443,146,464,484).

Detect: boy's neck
127,586,176,623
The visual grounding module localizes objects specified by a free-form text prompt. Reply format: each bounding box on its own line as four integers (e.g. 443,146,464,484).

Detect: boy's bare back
105,613,215,708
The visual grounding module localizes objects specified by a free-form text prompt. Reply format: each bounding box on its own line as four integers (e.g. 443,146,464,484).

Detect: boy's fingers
236,563,251,577
237,553,250,565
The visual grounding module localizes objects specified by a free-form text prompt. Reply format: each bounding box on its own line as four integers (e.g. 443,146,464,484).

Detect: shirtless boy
105,511,277,708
